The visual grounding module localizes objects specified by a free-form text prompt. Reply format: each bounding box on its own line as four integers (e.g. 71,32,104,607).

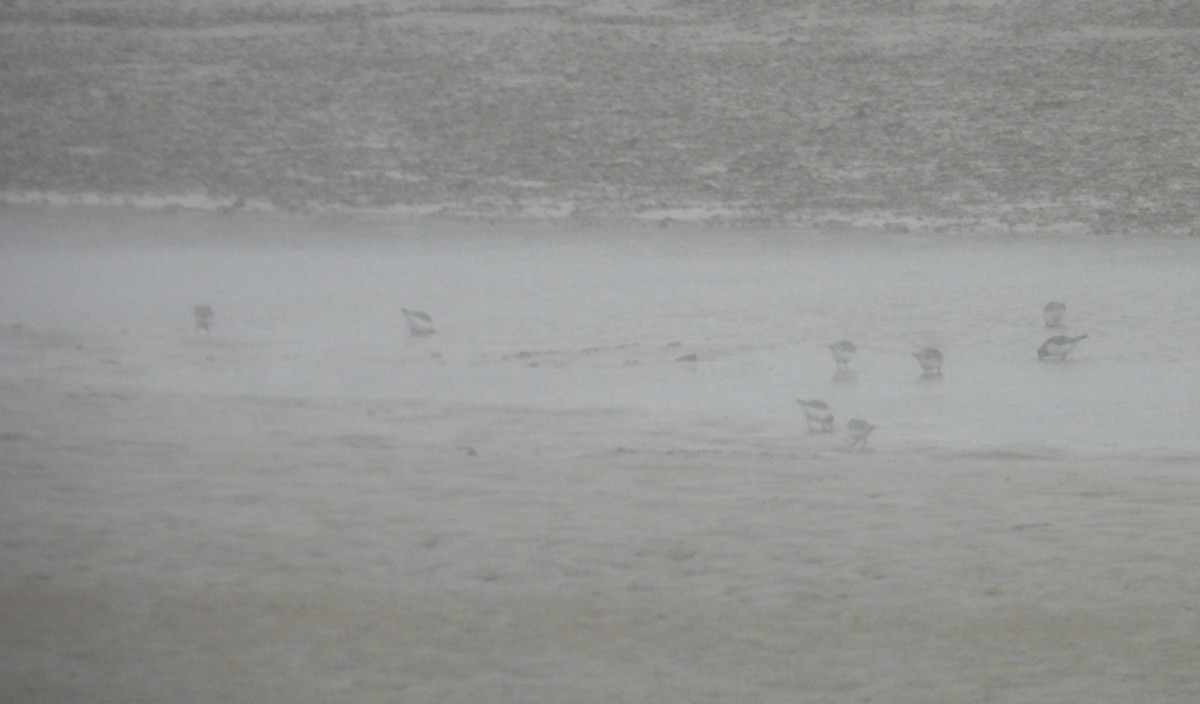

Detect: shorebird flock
800,301,1087,450
186,304,438,337
189,300,1087,452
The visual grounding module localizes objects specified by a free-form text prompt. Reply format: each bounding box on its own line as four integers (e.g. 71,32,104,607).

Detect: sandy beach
4,2,1200,700
2,207,1199,702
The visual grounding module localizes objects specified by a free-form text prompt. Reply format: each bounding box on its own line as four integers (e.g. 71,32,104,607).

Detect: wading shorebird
402,308,436,336
829,340,857,372
193,304,214,333
797,399,834,434
914,347,944,375
847,418,877,450
1043,301,1067,328
1038,334,1087,361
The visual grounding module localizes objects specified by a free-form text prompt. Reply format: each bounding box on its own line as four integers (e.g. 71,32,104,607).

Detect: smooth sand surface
2,209,1199,702
4,377,1199,703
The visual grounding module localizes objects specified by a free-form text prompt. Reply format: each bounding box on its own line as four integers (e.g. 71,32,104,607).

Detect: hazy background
2,0,1199,233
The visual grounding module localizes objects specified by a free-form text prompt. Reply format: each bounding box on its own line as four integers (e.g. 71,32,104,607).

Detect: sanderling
829,340,857,372
402,308,436,336
914,347,943,374
797,399,834,434
847,418,876,449
1043,301,1066,328
193,304,214,333
1038,334,1087,361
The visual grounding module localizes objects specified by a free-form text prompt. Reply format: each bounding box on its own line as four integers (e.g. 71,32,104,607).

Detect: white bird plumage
402,308,436,336
847,418,877,449
193,304,214,333
1043,301,1066,328
829,340,857,372
797,398,834,434
1038,334,1087,361
914,347,943,374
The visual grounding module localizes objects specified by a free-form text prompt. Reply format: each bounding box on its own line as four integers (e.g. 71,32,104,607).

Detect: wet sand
3,372,1200,703
3,209,1200,702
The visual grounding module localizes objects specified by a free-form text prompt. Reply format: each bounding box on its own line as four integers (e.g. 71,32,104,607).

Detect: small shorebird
1038,334,1087,361
797,399,834,434
829,340,857,372
193,304,214,333
914,347,943,374
1043,301,1067,328
402,308,436,336
847,418,876,449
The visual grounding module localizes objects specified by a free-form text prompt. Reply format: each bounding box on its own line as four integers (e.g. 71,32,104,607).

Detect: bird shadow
915,371,943,386
831,370,858,386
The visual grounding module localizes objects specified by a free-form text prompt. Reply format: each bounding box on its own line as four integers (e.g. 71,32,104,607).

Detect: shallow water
3,209,1199,457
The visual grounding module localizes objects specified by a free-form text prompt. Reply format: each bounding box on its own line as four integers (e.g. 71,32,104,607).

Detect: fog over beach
3,2,1200,703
